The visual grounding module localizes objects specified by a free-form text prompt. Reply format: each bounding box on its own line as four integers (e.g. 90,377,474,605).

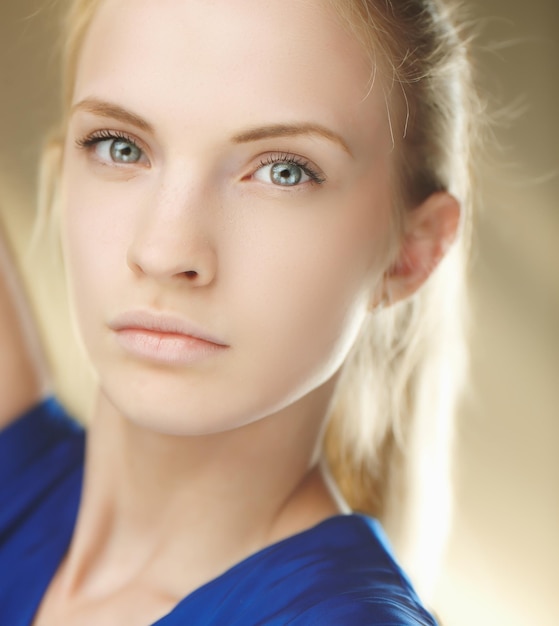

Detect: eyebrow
71,98,154,133
72,98,352,155
232,124,352,155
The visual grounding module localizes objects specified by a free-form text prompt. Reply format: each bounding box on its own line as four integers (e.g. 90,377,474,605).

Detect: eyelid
251,151,326,185
75,128,151,166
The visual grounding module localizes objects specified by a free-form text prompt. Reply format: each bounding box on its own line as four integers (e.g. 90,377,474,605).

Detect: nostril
184,270,198,279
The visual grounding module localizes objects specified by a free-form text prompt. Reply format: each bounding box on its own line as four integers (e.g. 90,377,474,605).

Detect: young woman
0,0,476,624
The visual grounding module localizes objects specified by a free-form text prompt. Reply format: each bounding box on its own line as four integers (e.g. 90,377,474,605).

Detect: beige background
1,1,557,625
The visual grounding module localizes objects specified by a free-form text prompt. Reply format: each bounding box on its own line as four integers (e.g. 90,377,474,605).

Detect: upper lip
109,310,229,347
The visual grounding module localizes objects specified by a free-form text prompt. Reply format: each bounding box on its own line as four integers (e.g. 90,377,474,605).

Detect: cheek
244,180,391,303
227,185,392,373
59,162,132,331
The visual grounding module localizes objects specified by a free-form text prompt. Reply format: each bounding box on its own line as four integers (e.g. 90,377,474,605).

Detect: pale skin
0,0,459,624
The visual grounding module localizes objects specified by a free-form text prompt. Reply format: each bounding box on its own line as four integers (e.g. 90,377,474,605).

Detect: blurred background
0,1,557,624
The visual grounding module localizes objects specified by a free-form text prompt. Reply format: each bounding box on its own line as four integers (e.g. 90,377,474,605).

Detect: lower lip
113,329,227,365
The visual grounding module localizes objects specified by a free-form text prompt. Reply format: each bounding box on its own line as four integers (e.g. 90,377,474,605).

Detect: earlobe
380,191,461,306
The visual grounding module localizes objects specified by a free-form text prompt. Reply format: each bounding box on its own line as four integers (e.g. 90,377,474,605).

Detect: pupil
111,140,139,163
271,162,301,185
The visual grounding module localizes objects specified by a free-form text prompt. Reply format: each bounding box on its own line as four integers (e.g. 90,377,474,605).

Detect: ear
381,191,461,305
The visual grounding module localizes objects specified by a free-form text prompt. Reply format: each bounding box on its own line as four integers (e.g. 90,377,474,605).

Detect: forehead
74,0,389,154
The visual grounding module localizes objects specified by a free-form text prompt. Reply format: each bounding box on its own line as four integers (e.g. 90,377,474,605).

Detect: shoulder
0,396,84,485
281,514,439,625
0,397,84,621
0,396,84,524
199,514,439,625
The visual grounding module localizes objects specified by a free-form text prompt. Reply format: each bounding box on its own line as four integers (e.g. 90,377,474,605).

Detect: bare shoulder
0,227,48,430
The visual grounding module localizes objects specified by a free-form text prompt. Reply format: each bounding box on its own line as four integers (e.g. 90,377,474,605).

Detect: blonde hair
324,0,477,592
40,0,479,594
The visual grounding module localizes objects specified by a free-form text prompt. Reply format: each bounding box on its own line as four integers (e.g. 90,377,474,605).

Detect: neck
58,379,344,602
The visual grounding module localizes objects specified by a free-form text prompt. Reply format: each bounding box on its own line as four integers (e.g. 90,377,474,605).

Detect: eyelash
75,129,142,153
75,132,326,185
258,153,325,185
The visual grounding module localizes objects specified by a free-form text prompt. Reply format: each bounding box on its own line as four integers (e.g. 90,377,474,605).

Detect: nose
127,177,218,286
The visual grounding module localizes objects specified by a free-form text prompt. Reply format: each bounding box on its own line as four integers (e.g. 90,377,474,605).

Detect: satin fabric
0,398,438,625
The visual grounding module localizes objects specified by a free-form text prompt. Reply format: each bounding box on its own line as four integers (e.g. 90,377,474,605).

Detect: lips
108,310,229,365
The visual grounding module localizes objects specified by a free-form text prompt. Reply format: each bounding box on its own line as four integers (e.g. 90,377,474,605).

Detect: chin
100,388,240,436
91,347,339,438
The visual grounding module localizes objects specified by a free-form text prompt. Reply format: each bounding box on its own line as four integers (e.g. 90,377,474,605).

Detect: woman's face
61,0,395,435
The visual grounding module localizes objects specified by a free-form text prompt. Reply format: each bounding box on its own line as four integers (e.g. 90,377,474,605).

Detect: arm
0,220,48,429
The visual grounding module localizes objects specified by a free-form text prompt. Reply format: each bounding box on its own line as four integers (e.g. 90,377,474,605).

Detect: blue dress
0,398,439,625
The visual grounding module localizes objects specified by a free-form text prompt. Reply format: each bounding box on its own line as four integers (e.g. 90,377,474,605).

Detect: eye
255,161,309,186
103,139,143,163
75,131,148,166
253,154,325,187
